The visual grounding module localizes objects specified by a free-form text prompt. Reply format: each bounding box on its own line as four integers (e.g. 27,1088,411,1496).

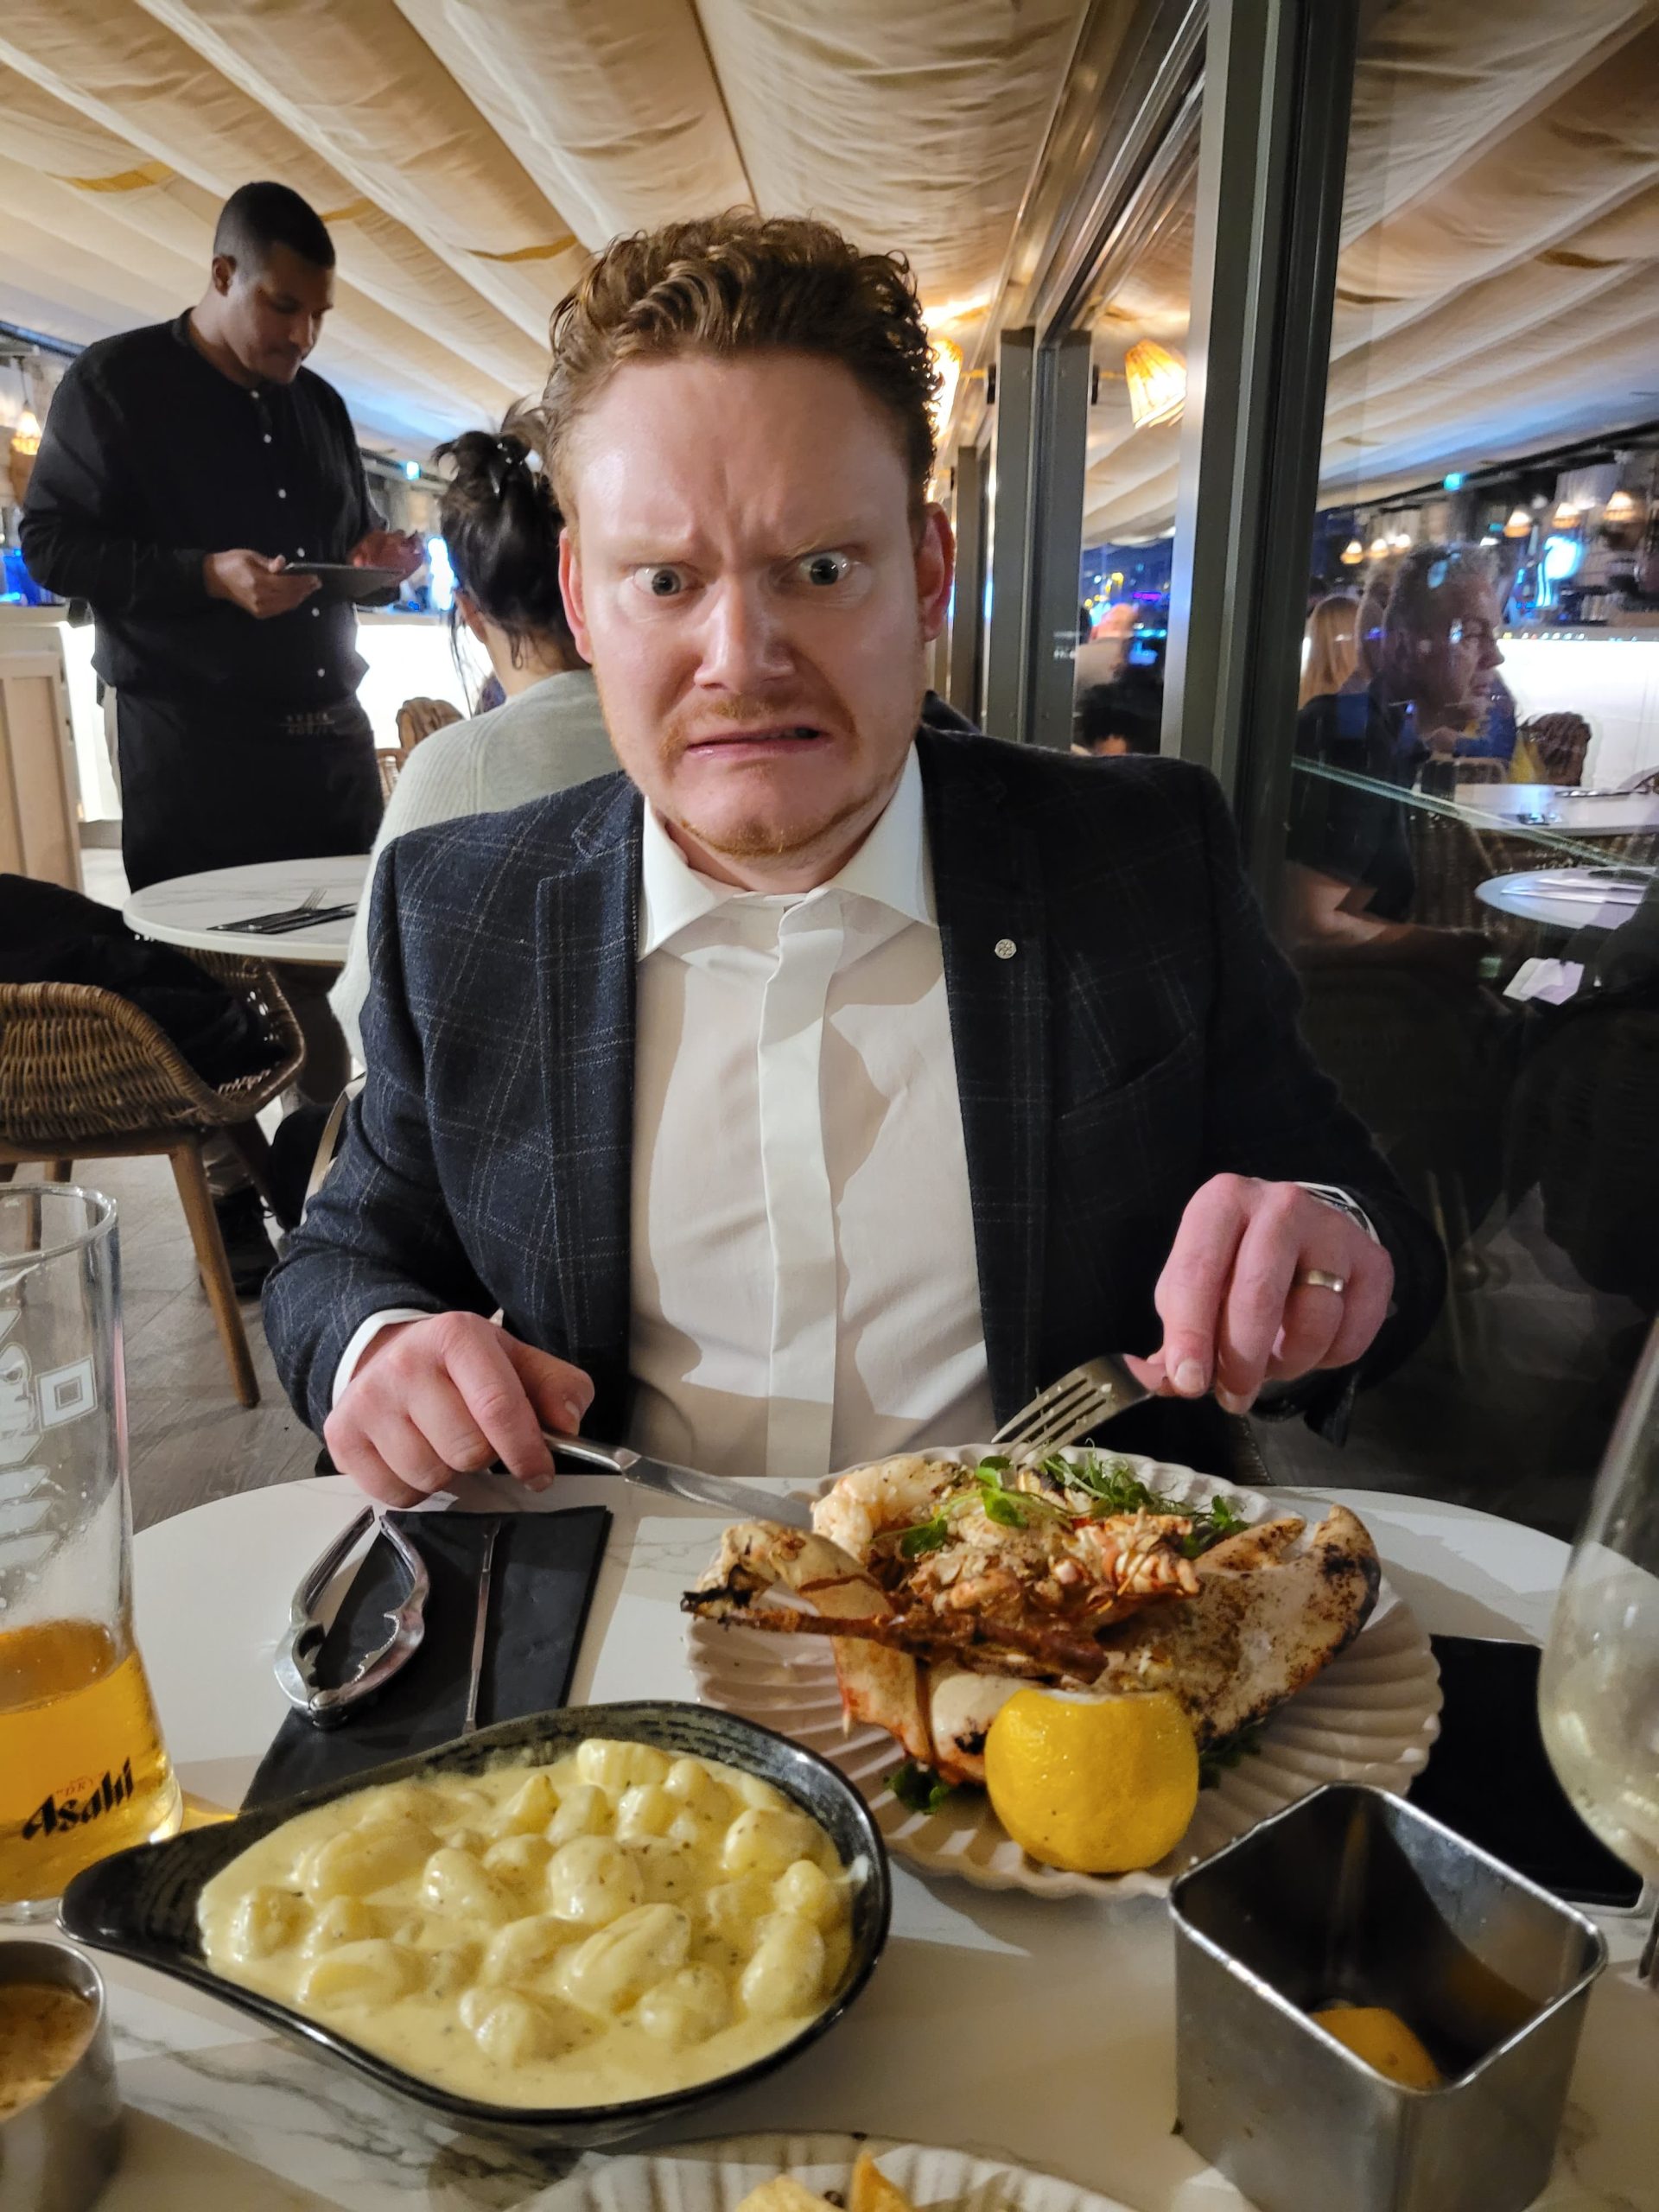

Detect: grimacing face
213,240,334,385
558,351,953,889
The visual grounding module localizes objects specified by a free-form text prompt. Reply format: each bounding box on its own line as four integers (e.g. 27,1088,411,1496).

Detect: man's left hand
1127,1174,1393,1414
350,528,424,580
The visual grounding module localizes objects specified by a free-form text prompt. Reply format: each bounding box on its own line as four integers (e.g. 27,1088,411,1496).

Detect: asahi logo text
22,1759,136,1840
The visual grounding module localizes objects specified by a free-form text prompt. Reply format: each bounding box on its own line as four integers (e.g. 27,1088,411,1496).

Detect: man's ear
916,503,956,644
559,527,594,662
210,253,237,298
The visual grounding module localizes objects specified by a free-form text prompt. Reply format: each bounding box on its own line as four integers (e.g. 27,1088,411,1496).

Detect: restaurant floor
16,1143,1623,1540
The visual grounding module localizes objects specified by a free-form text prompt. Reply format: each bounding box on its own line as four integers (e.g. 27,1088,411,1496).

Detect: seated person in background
330,417,616,1061
264,210,1443,1506
1298,592,1359,709
1282,544,1499,973
1071,676,1160,756
1072,601,1138,692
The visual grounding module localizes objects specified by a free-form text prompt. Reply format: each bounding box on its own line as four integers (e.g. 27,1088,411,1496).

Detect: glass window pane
1255,5,1659,1530
1072,171,1198,758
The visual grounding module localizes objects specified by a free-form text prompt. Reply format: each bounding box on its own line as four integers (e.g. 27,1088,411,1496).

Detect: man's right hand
202,550,320,619
323,1313,595,1508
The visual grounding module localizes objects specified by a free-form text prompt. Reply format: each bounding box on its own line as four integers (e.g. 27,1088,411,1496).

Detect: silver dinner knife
540,1433,814,1529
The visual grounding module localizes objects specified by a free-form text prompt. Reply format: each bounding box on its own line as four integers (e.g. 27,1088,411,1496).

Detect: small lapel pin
995,938,1018,960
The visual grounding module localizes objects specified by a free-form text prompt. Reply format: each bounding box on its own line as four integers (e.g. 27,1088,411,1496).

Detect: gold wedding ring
1295,1268,1348,1295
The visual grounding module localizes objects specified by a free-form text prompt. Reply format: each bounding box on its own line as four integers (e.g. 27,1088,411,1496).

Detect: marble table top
1476,866,1650,934
1455,784,1659,836
15,1477,1657,2212
123,855,370,967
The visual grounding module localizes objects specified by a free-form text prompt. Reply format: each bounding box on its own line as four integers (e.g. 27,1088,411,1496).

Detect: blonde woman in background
1299,592,1360,707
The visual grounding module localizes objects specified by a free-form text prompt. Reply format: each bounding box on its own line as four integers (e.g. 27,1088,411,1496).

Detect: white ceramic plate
687,1450,1442,1900
531,2134,1137,2212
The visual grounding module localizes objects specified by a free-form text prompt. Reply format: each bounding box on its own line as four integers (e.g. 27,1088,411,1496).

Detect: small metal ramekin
1171,1783,1607,2212
0,1939,123,2212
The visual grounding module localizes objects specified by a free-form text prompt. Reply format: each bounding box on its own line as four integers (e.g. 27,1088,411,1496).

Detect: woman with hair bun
331,415,615,1058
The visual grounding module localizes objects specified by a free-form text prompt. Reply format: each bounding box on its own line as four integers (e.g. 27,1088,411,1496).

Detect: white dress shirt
334,749,994,1478
629,747,991,1479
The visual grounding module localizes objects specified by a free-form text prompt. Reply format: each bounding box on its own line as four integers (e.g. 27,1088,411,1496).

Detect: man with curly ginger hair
266,212,1442,1503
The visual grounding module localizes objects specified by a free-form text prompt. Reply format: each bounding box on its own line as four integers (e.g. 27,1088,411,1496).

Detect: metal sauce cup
1170,1783,1606,2212
0,1940,123,2212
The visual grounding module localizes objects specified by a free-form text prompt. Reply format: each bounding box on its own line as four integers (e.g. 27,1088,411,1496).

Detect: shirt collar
638,744,931,959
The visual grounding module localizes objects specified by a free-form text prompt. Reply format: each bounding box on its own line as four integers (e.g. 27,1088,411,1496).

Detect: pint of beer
1,1186,181,1917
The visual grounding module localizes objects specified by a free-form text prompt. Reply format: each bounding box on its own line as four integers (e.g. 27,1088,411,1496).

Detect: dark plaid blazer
264,728,1444,1471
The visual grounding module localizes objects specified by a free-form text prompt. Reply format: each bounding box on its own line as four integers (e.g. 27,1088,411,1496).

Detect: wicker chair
1519,711,1592,786
0,957,303,1407
1452,758,1507,785
395,696,462,753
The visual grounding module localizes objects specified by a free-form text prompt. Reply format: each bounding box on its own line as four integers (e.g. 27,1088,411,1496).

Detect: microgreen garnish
1036,1452,1247,1556
898,1515,951,1558
887,1760,959,1815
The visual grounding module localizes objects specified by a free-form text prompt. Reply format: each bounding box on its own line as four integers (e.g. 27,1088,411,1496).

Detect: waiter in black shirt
22,182,421,893
21,181,422,1288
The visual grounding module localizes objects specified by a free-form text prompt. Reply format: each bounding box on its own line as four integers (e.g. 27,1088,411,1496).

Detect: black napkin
245,1507,610,1810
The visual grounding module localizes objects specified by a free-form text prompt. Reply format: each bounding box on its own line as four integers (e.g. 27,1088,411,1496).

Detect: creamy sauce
198,1741,858,2108
0,1984,97,2120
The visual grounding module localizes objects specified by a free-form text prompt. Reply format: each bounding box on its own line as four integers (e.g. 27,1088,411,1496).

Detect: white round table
21,1478,1658,2211
123,855,371,968
1456,784,1659,836
1476,867,1651,934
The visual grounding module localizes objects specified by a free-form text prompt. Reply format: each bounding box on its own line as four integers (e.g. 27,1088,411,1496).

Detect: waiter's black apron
116,694,383,893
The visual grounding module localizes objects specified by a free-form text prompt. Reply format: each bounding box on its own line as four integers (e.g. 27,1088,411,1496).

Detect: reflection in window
1073,177,1196,757
1252,3,1659,1532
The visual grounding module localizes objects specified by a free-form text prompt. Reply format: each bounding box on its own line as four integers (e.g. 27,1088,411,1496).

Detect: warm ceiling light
1339,537,1364,565
10,407,41,455
1604,490,1639,521
1503,507,1533,537
1389,531,1413,552
1367,537,1390,559
1123,340,1186,430
1554,501,1580,526
928,334,963,440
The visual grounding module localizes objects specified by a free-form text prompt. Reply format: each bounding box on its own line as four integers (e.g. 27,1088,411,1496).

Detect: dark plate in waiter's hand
286,562,406,603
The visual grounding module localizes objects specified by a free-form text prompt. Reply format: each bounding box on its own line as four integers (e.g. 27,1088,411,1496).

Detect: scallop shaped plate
687,1452,1441,1900
528,2134,1136,2212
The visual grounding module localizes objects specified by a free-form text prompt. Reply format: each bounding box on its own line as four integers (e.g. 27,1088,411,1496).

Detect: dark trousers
115,692,382,893
117,690,378,1200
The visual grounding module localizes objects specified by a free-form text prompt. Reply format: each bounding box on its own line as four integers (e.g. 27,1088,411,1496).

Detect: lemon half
983,1687,1199,1873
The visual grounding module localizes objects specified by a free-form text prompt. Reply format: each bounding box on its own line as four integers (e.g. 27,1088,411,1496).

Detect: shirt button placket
756,896,844,1479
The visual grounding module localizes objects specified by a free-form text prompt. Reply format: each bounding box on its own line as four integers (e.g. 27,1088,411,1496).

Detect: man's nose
696,576,792,689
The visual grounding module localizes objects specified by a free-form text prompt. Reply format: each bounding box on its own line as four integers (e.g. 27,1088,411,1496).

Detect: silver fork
990,1353,1150,1459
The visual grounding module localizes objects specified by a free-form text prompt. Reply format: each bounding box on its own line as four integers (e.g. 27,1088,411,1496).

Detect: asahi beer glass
0,1185,181,1916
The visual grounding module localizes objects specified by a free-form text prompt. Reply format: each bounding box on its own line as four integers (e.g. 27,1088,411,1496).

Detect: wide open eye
798,550,852,588
631,565,690,600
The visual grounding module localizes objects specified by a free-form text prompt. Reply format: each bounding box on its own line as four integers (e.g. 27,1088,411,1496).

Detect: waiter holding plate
21,181,423,1285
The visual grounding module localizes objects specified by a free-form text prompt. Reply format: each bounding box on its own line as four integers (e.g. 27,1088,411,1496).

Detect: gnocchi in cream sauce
197,1739,858,2107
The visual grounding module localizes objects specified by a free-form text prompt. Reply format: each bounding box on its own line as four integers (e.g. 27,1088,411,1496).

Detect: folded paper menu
245,1507,610,1808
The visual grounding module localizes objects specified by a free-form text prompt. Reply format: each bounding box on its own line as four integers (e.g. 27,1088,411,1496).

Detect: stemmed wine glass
1539,1316,1659,1985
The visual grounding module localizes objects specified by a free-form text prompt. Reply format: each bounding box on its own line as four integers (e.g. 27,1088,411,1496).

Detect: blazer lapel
920,731,1051,1424
534,778,641,1424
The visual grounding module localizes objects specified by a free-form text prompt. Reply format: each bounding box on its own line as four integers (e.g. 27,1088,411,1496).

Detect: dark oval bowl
60,1700,892,2148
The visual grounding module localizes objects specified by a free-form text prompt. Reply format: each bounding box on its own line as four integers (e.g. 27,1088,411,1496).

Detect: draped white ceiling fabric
1083,0,1659,543
0,0,1085,459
